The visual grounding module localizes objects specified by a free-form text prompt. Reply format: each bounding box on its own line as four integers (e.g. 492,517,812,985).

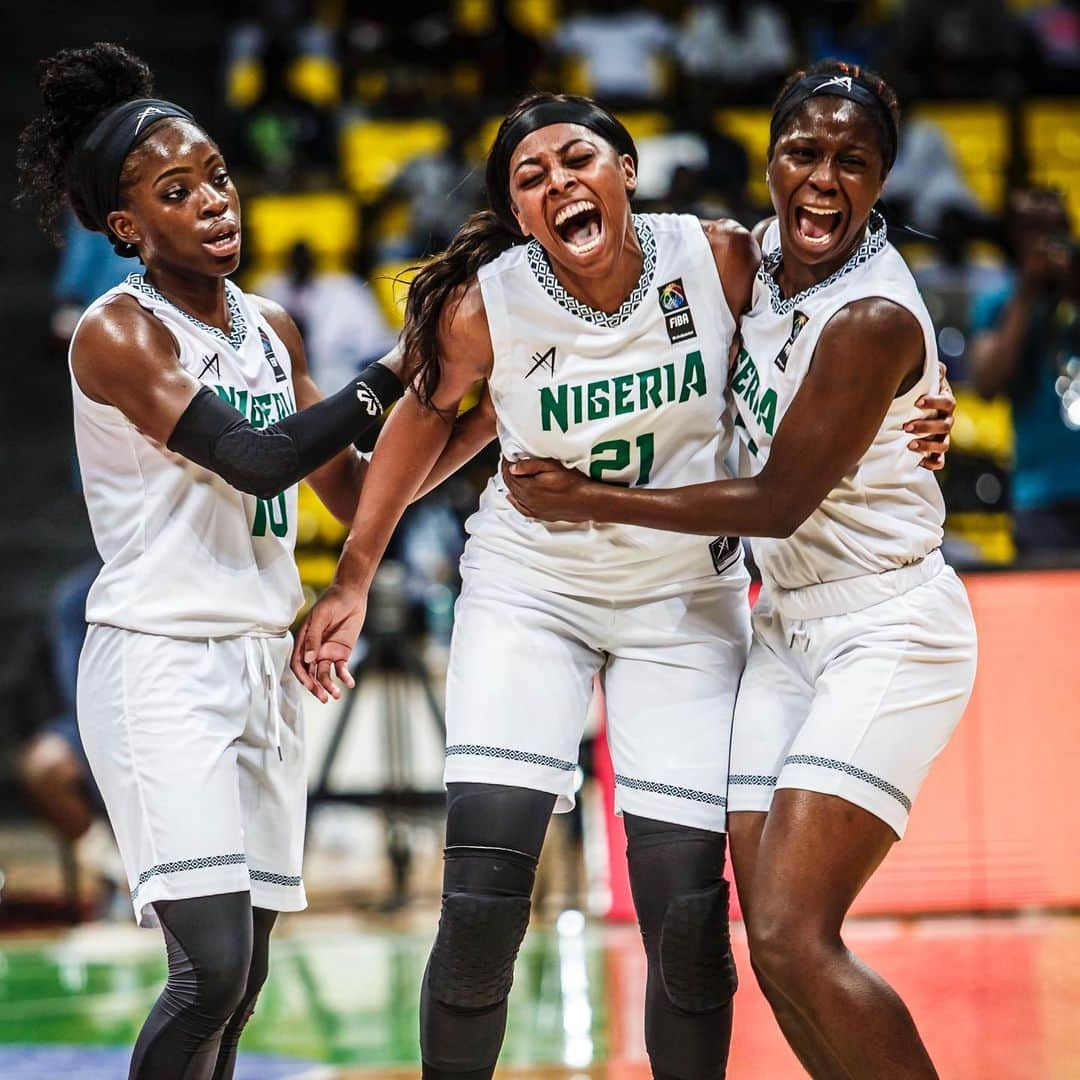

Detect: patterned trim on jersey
615,773,727,808
758,210,888,316
728,774,778,787
124,273,249,350
130,852,247,903
525,215,657,328
446,743,577,771
249,868,303,888
783,753,912,811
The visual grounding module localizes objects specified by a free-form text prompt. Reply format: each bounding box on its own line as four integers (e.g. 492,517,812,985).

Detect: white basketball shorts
78,625,307,927
444,567,751,832
728,554,978,838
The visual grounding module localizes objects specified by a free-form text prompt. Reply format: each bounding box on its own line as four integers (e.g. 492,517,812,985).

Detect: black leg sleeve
211,907,278,1080
625,813,736,1080
129,892,254,1080
420,783,556,1080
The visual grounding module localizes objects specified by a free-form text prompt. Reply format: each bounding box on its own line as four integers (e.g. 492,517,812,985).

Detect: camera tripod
306,562,447,910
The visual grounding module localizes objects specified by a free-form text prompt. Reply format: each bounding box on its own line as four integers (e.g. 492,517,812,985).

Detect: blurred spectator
553,1,677,106
804,0,888,71
892,0,1032,98
911,208,1010,383
231,38,338,190
18,563,102,845
968,189,1080,555
365,111,485,261
883,115,982,235
254,241,397,389
636,101,750,221
51,212,131,343
676,0,794,105
1023,1,1080,93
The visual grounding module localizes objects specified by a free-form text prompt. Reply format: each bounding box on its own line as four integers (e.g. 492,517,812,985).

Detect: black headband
70,97,198,241
770,74,897,171
488,100,638,226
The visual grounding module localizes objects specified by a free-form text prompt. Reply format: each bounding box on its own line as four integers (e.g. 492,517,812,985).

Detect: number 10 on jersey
590,432,655,486
252,492,288,537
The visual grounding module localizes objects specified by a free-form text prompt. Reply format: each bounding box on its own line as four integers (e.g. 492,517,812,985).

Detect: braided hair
768,59,901,176
16,43,155,250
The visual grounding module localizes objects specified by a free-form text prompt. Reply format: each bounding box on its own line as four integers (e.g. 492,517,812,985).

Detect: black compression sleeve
166,360,403,498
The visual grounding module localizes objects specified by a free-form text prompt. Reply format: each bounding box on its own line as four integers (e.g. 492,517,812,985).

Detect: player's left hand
906,361,956,471
502,456,592,523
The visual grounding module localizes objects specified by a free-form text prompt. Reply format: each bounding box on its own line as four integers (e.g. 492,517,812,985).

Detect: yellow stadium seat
951,388,1014,463
1026,100,1080,165
511,0,560,37
287,55,342,109
227,59,263,110
341,119,449,201
945,512,1016,566
910,103,1009,212
715,108,771,205
246,191,358,274
615,111,670,143
370,260,425,328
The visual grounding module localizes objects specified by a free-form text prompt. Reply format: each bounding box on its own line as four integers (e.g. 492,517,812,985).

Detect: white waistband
766,549,945,620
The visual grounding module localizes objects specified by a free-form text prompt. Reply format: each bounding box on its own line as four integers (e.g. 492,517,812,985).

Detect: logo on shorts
709,535,741,574
258,328,288,383
658,278,697,344
526,345,556,378
773,310,809,372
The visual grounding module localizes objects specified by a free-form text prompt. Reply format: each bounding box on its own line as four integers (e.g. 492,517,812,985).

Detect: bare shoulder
823,296,923,352
72,293,177,368
249,292,304,356
700,217,760,266
437,276,493,378
751,215,776,246
700,218,761,317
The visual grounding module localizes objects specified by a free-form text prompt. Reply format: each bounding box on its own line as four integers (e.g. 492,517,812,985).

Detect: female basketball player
15,43,491,1080
292,91,954,1079
498,64,977,1078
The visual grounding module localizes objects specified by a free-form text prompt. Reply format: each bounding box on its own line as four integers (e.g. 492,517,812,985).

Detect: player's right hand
290,582,368,703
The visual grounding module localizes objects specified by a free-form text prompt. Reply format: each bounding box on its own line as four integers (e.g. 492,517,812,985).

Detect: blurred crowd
26,0,1079,914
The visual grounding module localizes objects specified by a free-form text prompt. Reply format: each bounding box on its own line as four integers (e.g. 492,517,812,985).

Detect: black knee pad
427,845,536,1010
659,878,738,1012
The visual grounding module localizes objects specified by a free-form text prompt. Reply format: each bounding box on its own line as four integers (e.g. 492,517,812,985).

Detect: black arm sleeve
166,360,404,499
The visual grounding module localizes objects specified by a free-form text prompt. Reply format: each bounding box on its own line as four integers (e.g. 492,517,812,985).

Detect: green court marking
0,926,612,1069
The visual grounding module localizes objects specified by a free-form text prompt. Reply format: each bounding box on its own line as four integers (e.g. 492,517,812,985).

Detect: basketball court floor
2,908,1078,1078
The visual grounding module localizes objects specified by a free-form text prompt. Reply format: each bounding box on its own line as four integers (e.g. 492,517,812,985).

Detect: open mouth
795,206,843,247
204,227,241,257
554,200,603,256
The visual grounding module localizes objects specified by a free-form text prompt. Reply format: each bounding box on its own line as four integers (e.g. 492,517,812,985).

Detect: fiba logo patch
657,278,697,344
258,328,288,383
774,310,809,372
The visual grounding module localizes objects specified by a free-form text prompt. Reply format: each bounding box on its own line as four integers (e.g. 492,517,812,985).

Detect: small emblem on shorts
709,535,740,574
658,278,697,344
199,352,220,378
774,310,809,372
526,345,556,378
258,328,288,383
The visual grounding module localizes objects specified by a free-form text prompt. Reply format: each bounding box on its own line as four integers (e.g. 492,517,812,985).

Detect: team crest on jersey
657,278,696,344
774,310,809,372
709,535,741,575
526,345,556,379
258,328,288,383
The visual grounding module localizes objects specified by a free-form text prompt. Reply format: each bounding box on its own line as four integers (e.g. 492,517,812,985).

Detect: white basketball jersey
467,213,743,600
71,273,302,637
733,213,944,593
